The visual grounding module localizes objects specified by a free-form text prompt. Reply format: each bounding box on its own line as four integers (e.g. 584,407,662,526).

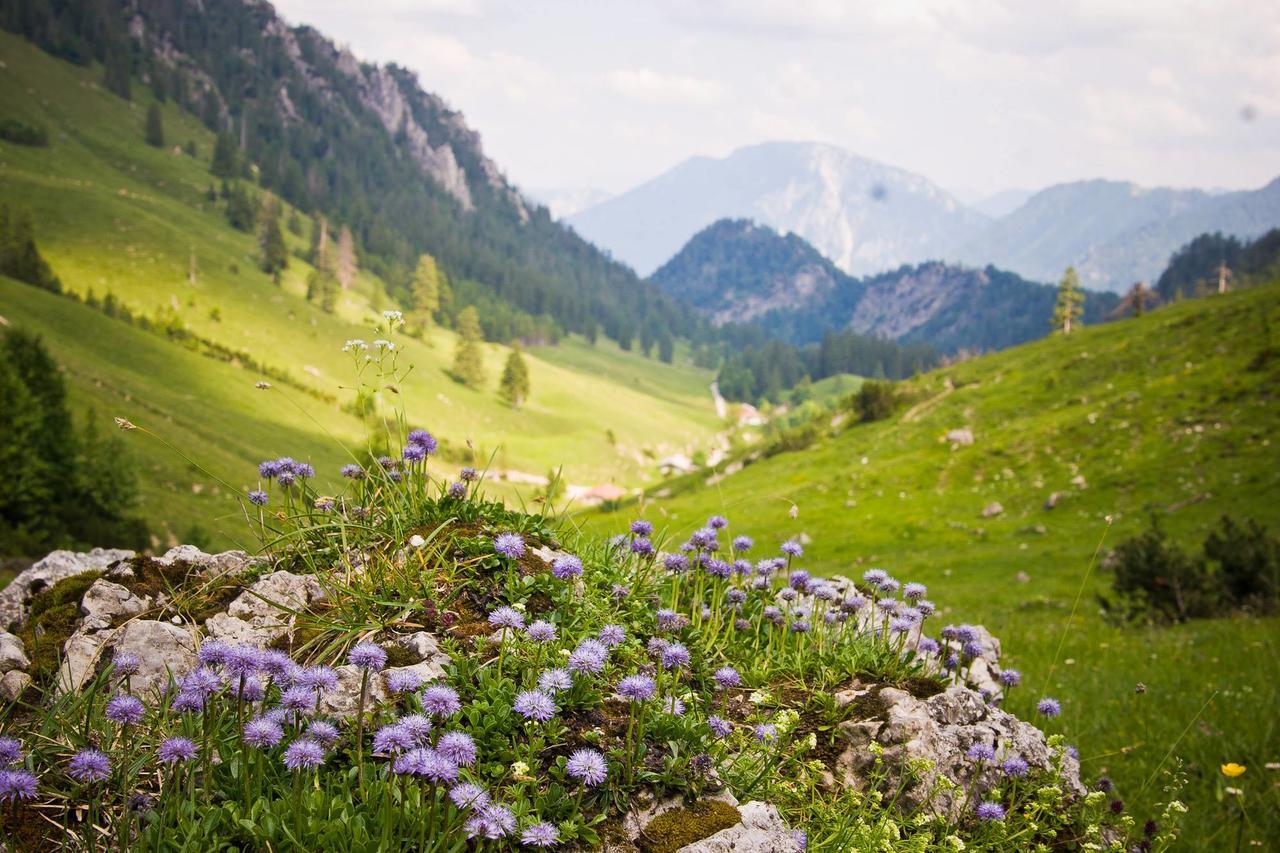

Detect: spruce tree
499,345,530,408
144,102,164,147
258,195,288,278
1052,266,1085,335
103,48,131,100
452,306,486,388
336,225,357,290
210,133,238,178
408,254,441,333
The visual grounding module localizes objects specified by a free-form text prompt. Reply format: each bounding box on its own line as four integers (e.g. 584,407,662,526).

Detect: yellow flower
1221,763,1246,778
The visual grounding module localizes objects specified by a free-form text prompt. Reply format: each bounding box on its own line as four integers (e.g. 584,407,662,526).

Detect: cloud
606,68,724,105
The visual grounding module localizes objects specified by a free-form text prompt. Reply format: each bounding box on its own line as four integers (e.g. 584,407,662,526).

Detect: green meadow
590,284,1280,848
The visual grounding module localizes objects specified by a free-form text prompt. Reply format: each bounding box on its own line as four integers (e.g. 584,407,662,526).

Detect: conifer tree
408,254,442,333
336,225,357,290
258,194,288,278
1052,266,1085,335
145,102,164,147
210,133,238,178
103,48,131,100
452,306,486,388
499,344,531,408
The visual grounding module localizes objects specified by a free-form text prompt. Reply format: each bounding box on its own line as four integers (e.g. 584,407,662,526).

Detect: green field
0,31,725,549
590,284,1280,848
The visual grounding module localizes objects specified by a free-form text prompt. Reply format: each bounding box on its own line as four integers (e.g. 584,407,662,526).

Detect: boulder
1043,492,1062,510
0,670,31,702
0,630,30,673
108,620,197,697
155,545,256,579
80,580,151,631
945,428,975,446
980,502,1004,518
58,629,115,694
833,684,1083,819
0,548,134,630
678,801,797,853
318,664,388,717
205,570,326,647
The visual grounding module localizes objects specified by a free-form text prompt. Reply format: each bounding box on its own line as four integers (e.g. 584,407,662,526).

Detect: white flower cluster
342,339,368,352
383,310,404,324
373,339,395,351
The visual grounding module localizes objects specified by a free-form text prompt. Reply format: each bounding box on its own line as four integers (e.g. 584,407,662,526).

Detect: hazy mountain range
568,141,1280,292
651,219,1117,353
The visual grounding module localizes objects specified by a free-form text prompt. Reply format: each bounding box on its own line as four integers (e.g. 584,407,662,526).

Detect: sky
272,0,1280,203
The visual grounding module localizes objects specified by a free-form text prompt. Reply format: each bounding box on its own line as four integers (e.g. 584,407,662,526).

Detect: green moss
845,688,892,722
638,801,741,853
382,643,418,668
19,572,102,686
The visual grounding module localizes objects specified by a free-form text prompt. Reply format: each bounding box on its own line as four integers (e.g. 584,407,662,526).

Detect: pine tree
224,183,256,232
1052,266,1085,335
452,306,486,388
336,225,357,290
258,194,288,278
144,102,164,147
210,133,238,178
103,47,131,100
498,345,530,408
408,254,441,332
306,268,338,312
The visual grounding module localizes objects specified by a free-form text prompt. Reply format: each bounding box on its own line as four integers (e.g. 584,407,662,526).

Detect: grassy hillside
589,284,1280,847
0,31,724,548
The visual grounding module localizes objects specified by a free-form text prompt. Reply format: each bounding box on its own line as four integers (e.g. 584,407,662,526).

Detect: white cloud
606,68,724,105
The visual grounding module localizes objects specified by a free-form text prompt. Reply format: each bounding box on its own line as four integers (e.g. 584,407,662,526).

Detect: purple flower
489,606,525,630
732,535,753,552
753,724,777,744
449,782,489,810
999,669,1022,688
514,690,557,722
656,609,686,632
407,429,438,454
399,714,434,744
662,553,690,574
708,716,732,739
421,685,462,718
707,515,728,530
889,617,914,635
306,722,341,746
224,645,263,678
598,624,625,647
296,666,339,693
521,821,560,848
248,490,269,506
917,637,941,655
349,642,388,671
879,578,901,594
630,537,654,556
612,584,631,599
460,467,479,482
259,650,293,680
976,801,1006,822
448,481,467,498
903,582,927,601
258,460,282,479
0,739,21,768
780,540,803,557
244,718,285,748
565,748,607,787
1001,756,1029,777
67,748,111,783
527,621,558,643
551,555,583,580
280,685,317,714
436,731,477,767
419,750,459,784
967,743,996,762
790,619,811,634
630,520,653,537
232,676,265,702
170,691,205,713
713,666,741,690
0,770,37,802
789,569,811,591
792,829,807,851
373,724,415,755
763,606,784,624
386,669,423,694
283,739,326,771
494,533,525,559
538,669,572,693
663,696,686,716
467,803,516,839
393,748,429,776
157,737,197,764
340,463,364,479
197,640,230,667
403,443,427,464
111,651,140,676
616,674,656,702
703,558,731,579
568,639,608,675
727,589,747,606
1037,698,1062,718
660,642,690,671
105,694,145,726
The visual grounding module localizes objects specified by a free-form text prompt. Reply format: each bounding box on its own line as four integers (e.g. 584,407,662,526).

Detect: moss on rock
19,571,102,685
638,800,741,853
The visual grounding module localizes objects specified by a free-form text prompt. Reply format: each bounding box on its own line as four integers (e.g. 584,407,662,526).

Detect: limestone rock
0,548,134,630
80,580,151,631
833,684,1083,819
980,502,1004,518
620,789,739,842
0,630,29,673
58,629,115,694
205,570,325,646
154,545,256,579
678,801,797,852
1043,491,1062,510
945,427,975,446
0,670,31,701
318,664,388,717
108,620,197,697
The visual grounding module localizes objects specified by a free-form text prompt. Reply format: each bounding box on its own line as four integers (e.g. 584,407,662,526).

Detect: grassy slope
589,285,1280,847
0,32,723,547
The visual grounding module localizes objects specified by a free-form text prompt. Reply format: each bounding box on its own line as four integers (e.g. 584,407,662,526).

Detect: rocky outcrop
0,630,29,673
0,548,134,630
677,801,797,852
831,683,1083,819
204,570,326,647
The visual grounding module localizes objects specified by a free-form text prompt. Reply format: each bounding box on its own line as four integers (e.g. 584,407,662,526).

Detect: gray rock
945,427,975,446
0,630,29,673
0,548,134,630
205,570,326,647
58,629,115,694
396,631,445,663
0,670,32,701
980,501,1004,518
620,790,739,842
833,684,1083,819
155,545,256,579
80,580,151,631
1044,492,1062,510
107,620,197,697
679,801,797,853
318,664,388,717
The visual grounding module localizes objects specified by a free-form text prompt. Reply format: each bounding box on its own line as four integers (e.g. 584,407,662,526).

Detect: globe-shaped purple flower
406,429,438,454
999,669,1022,688
568,639,608,675
566,748,607,787
0,738,22,768
493,533,525,559
660,642,690,671
662,553,689,574
526,621,557,643
306,721,341,746
421,685,462,718
67,748,111,783
105,694,145,726
111,651,140,676
513,690,557,722
449,782,489,810
386,669,423,694
488,606,525,630
373,724,415,755
157,737,197,764
1001,756,1029,777
436,731,477,767
708,716,732,739
630,519,653,537
244,718,285,748
713,666,741,690
598,624,625,647
538,668,572,693
348,642,388,671
283,738,326,771
551,555,583,579
976,801,1006,821
616,674,656,702
1037,697,1062,718
0,770,37,802
521,821,560,848
966,743,996,762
